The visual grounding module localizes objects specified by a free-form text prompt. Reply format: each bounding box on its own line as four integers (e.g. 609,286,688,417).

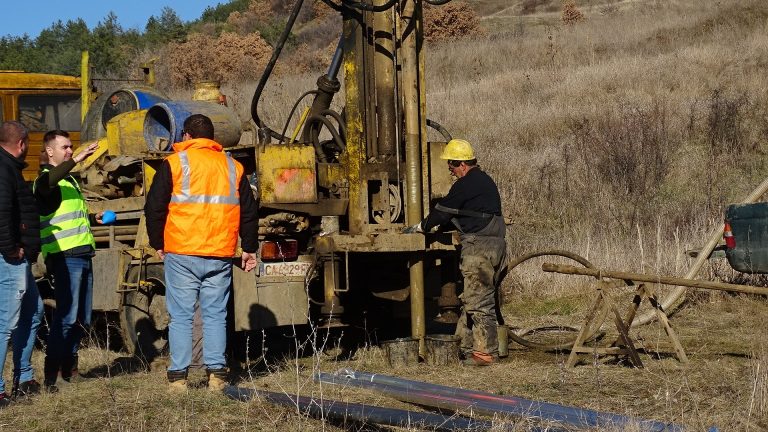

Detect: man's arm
144,161,172,254
0,168,18,258
238,174,259,272
422,180,468,232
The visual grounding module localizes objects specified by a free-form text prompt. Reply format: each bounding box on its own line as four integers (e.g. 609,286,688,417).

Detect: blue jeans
46,255,93,375
164,253,231,372
0,255,43,392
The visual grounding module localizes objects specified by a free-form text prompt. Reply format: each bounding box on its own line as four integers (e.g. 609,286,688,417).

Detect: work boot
461,352,497,367
61,354,83,383
0,392,11,408
12,379,41,399
167,370,188,393
206,368,228,392
43,356,60,392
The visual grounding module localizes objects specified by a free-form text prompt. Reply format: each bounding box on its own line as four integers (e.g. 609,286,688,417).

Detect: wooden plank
543,263,768,296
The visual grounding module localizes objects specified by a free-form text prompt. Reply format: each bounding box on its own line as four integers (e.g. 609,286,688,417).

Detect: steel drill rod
316,370,682,432
542,263,768,296
223,385,495,431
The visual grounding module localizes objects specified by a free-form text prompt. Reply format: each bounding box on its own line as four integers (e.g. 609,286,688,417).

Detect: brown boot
167,370,188,393
206,368,228,392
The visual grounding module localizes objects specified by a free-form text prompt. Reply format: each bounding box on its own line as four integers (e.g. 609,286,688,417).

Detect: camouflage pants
455,234,507,357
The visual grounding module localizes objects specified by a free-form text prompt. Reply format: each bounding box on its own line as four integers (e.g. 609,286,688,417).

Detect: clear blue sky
3,1,217,38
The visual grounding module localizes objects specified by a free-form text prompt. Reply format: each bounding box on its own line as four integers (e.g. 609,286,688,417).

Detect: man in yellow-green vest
33,130,101,392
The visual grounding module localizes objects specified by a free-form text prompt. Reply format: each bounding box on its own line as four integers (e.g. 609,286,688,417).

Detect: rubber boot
167,370,188,393
206,368,228,392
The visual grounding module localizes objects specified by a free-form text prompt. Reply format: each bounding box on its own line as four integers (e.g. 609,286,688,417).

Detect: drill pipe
315,370,683,432
223,385,495,432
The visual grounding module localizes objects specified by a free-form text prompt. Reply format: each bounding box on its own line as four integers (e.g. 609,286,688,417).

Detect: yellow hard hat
440,139,475,161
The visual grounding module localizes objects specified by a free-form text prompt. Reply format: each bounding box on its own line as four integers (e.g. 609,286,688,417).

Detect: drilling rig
66,0,462,359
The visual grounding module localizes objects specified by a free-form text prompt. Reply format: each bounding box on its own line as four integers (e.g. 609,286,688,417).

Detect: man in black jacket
404,139,507,366
0,121,44,405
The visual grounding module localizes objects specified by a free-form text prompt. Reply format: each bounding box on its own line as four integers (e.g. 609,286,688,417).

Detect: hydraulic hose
279,90,321,144
425,0,453,5
320,109,347,139
426,118,452,141
250,0,306,142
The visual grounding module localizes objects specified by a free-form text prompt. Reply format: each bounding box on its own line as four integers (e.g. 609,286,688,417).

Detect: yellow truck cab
0,71,81,180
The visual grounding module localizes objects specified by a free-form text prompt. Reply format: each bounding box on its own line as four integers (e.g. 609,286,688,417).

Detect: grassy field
5,0,768,430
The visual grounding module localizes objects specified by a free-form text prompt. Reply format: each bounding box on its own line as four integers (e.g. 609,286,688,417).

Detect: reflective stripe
40,210,88,229
179,151,191,196
41,225,91,245
171,151,238,205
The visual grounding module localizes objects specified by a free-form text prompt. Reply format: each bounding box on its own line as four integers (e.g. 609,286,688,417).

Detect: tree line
0,2,250,78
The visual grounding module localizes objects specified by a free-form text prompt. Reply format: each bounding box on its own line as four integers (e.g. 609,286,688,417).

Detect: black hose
250,0,306,141
426,118,452,141
307,114,346,153
279,90,321,144
425,0,452,5
320,109,346,139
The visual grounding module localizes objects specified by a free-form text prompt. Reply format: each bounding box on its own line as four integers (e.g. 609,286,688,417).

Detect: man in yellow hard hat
404,139,507,366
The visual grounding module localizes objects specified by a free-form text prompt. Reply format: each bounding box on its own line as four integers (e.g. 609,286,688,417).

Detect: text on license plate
260,261,312,277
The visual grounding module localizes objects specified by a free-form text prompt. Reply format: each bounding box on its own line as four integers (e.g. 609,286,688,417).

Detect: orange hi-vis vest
164,138,244,257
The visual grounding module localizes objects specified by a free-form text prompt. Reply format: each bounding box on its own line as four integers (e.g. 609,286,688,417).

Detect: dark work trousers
455,216,507,357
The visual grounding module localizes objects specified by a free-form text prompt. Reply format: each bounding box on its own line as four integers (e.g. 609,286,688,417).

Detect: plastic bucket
425,334,460,366
381,337,419,368
143,101,242,151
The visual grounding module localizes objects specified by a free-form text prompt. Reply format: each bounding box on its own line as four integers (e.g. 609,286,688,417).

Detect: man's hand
241,252,257,272
95,211,104,224
402,222,424,234
11,247,25,260
156,249,166,261
73,141,100,164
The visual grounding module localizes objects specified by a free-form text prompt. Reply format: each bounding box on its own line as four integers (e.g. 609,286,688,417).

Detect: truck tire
120,264,168,362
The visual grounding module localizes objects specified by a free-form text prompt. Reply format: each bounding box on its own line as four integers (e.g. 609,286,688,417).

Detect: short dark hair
183,114,214,139
43,130,69,147
0,121,29,146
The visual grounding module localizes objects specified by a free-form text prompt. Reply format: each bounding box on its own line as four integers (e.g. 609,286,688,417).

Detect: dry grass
3,297,768,430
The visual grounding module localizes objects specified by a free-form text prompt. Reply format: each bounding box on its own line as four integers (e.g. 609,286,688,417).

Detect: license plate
260,261,312,277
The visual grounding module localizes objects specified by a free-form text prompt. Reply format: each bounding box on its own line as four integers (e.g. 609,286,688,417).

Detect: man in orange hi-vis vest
144,114,258,392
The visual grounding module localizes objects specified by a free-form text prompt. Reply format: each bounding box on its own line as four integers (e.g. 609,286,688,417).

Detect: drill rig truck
67,0,463,359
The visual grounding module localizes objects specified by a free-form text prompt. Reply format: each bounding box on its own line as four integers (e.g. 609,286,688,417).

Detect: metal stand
566,281,688,368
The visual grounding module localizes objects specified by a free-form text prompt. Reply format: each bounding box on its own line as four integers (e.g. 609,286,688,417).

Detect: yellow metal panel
106,110,148,155
258,144,317,204
0,73,80,90
143,162,157,193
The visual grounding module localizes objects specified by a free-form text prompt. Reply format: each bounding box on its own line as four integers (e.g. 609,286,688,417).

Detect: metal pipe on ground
223,385,495,432
315,370,684,432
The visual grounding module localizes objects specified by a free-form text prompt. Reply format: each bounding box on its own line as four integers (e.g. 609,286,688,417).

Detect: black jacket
0,146,40,259
144,160,259,254
422,167,502,234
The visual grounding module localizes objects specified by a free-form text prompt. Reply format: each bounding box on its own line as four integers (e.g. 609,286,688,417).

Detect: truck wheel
120,264,168,362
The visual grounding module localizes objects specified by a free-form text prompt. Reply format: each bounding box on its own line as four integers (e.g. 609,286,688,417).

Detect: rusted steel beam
542,263,768,296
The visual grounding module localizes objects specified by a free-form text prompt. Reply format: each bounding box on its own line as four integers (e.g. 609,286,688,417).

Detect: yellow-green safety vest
34,168,95,258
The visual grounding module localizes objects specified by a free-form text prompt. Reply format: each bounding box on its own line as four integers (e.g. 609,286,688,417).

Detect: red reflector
260,239,299,260
723,222,736,249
